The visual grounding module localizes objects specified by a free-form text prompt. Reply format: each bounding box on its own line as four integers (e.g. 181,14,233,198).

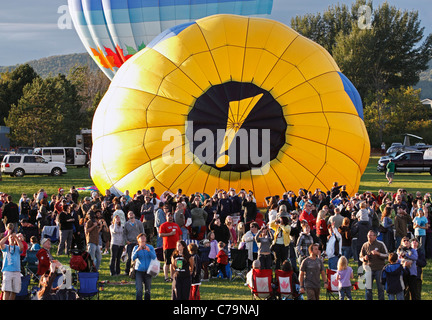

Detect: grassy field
2,155,432,300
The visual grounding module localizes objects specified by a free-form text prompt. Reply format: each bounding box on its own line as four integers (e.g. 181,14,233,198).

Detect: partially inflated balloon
68,0,274,79
91,14,370,205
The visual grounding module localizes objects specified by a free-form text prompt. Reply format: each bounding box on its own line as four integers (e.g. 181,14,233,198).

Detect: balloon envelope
91,14,370,205
68,0,274,79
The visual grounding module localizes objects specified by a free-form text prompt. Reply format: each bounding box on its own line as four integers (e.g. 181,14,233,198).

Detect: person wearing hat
36,238,54,276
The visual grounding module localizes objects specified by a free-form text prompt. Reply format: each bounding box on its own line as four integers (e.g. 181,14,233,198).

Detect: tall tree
5,74,82,147
0,64,39,126
291,0,432,99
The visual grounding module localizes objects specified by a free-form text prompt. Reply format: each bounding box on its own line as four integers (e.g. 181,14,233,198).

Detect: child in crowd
216,241,229,279
207,231,218,264
199,239,210,281
381,252,405,300
336,255,353,300
30,236,41,251
188,243,202,300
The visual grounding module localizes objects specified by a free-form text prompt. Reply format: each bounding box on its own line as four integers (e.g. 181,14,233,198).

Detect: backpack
69,253,87,272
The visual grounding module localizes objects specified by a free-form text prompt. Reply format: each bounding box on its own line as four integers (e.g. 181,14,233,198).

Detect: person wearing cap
37,238,53,276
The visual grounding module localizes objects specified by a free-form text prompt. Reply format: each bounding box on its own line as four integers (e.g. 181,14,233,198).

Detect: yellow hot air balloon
91,14,370,206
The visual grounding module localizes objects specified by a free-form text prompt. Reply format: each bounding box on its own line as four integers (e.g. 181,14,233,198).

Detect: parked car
33,147,87,167
1,154,67,177
377,149,432,175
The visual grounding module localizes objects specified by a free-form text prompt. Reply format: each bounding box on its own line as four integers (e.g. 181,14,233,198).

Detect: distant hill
1,52,431,98
0,53,100,78
416,60,432,99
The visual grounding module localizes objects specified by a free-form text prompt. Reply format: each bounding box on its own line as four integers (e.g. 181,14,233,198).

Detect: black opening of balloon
187,81,287,172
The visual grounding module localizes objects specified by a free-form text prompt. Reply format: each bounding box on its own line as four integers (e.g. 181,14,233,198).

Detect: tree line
0,0,431,149
0,64,109,148
291,0,432,147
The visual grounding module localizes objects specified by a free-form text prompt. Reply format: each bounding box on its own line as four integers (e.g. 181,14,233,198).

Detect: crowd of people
0,181,429,300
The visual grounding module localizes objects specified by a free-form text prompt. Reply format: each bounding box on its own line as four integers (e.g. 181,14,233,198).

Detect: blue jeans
387,291,404,300
328,256,339,270
87,242,102,271
342,246,352,261
135,270,152,300
365,269,384,300
339,286,352,300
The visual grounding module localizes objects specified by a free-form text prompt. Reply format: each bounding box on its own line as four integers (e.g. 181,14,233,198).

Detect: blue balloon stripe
147,21,196,49
338,72,364,120
72,0,273,25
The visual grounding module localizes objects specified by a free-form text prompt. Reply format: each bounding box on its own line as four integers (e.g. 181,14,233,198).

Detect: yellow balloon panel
242,48,279,85
197,14,248,49
285,113,330,145
247,19,298,57
91,14,369,203
92,129,149,186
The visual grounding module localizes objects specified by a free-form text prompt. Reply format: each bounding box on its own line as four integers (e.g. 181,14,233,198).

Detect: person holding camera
359,230,389,300
84,210,103,271
0,232,23,300
255,224,274,270
269,215,291,270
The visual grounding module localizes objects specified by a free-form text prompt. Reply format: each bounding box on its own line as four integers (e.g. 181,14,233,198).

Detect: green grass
3,157,432,300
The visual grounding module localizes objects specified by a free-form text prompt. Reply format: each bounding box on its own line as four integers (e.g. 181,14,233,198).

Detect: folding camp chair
15,274,31,300
230,248,249,281
275,269,294,300
326,269,339,300
77,272,100,300
23,250,40,283
248,269,274,300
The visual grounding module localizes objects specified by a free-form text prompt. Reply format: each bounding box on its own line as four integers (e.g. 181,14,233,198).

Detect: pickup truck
377,150,432,175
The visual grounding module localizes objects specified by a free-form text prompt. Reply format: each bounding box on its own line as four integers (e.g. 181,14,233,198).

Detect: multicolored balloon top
68,0,274,79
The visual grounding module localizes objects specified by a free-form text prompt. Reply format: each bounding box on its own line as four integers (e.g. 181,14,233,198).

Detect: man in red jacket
299,203,316,234
36,238,53,276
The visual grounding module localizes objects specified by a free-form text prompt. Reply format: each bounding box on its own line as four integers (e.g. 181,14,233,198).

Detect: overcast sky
0,0,431,67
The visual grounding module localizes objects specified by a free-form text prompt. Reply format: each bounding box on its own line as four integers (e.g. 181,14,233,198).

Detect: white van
33,147,88,167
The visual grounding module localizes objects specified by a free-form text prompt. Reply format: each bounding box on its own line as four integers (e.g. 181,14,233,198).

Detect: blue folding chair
77,272,99,300
16,275,31,300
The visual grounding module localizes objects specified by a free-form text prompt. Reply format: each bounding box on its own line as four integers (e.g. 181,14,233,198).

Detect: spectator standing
159,209,182,282
255,224,274,269
381,252,405,300
0,233,23,300
299,243,328,300
84,211,103,271
124,211,144,275
109,215,125,276
394,207,410,249
359,230,388,300
132,233,156,300
57,204,75,256
154,202,167,248
295,221,314,267
140,196,155,242
413,208,428,255
397,237,419,300
2,196,19,233
171,240,194,300
269,215,291,270
386,159,395,184
188,243,202,300
336,256,353,300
